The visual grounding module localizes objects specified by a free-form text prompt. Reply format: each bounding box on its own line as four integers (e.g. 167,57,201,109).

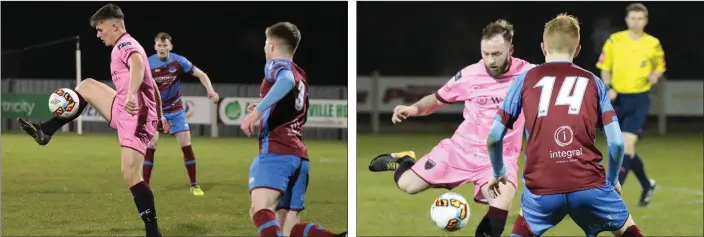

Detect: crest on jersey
554,125,575,147
117,42,131,50
424,159,436,170
169,65,177,73
453,70,462,81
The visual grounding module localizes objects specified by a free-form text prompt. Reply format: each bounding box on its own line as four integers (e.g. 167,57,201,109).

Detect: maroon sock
181,145,197,184
252,209,281,237
621,225,644,237
143,148,156,185
290,223,337,237
511,215,536,237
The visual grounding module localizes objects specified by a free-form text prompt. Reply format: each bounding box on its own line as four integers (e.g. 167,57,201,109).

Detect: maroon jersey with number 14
498,61,617,195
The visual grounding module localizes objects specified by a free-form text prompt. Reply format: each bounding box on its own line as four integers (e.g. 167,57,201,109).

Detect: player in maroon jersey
238,22,346,237
486,14,644,237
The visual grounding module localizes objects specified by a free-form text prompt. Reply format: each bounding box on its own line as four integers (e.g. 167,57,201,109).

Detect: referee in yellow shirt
596,3,664,207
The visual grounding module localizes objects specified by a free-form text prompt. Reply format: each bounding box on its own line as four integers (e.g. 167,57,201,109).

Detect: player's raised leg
169,110,202,195
143,133,159,185
369,151,433,194
17,78,114,145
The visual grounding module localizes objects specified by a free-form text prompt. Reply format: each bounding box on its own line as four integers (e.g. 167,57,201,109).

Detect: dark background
1,1,348,85
358,1,704,80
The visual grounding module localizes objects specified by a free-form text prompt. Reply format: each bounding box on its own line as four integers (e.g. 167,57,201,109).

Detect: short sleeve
117,41,140,66
175,55,195,74
434,70,471,104
495,72,527,129
596,35,614,72
593,74,617,126
265,60,292,83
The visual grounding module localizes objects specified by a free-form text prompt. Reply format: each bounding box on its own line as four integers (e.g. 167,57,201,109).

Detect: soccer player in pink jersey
486,14,643,237
17,4,169,237
368,20,534,237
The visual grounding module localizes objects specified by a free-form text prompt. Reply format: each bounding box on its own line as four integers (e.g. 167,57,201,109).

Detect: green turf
357,132,703,236
2,133,347,236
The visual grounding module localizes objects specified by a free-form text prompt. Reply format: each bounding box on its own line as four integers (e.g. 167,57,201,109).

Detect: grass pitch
357,132,703,236
2,133,347,236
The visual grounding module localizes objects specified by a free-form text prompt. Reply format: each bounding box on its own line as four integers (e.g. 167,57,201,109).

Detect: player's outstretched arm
254,69,295,113
407,94,445,117
192,68,217,94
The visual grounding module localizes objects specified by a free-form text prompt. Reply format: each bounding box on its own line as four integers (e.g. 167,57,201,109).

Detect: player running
596,3,662,206
238,22,347,237
143,32,220,196
368,20,534,237
487,14,644,237
16,4,168,237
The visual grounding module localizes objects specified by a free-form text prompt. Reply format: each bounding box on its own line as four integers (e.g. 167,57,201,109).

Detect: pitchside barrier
1,79,348,141
358,72,704,135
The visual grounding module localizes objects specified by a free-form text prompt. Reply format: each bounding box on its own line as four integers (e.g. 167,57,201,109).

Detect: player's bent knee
250,188,282,213
483,181,516,209
623,133,638,155
612,214,637,236
397,171,428,194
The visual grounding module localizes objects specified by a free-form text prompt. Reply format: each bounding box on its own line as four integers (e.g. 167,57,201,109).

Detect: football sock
41,91,87,136
621,225,644,237
143,148,156,185
252,209,282,237
510,215,534,237
475,206,508,237
394,157,415,184
630,154,652,190
182,145,197,184
130,181,161,237
618,155,634,185
291,223,337,237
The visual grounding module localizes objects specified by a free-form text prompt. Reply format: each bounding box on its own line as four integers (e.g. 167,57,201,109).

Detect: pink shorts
410,138,519,204
109,98,157,156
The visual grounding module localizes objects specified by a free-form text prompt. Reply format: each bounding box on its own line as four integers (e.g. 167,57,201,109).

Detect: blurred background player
596,3,663,207
143,32,220,196
16,3,169,237
488,14,643,237
238,22,347,237
367,20,534,237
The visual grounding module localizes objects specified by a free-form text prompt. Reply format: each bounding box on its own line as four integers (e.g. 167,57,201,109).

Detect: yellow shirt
596,30,666,94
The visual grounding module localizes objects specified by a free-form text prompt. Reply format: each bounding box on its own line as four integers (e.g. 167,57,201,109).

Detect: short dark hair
155,32,172,42
481,19,514,43
626,3,649,17
90,3,124,27
265,22,301,54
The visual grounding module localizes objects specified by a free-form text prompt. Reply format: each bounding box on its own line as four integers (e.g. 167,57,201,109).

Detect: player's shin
40,91,88,136
393,156,415,184
182,145,197,184
477,182,515,237
510,214,534,237
143,147,156,185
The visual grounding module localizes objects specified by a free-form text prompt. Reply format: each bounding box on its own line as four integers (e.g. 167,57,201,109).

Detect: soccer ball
48,88,81,119
430,192,470,231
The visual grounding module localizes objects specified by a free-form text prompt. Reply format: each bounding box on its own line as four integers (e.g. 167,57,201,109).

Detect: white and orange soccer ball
430,192,471,231
48,88,81,119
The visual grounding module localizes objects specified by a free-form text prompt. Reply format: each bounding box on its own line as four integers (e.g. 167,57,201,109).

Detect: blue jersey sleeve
255,69,296,113
604,122,625,185
175,55,195,75
593,74,618,126
496,72,527,129
265,60,291,83
487,72,527,178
